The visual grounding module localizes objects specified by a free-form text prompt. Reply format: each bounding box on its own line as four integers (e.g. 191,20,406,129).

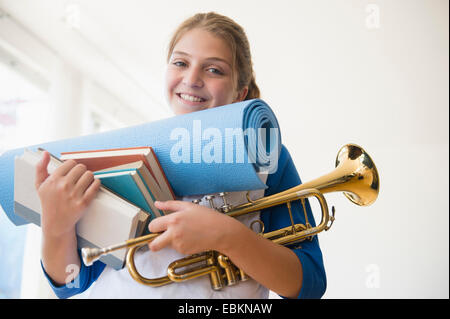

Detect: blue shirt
42,144,326,299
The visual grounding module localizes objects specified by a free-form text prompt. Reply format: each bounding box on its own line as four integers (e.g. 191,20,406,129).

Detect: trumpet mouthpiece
81,247,103,266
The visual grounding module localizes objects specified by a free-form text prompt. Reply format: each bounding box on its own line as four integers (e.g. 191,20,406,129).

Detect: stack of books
14,146,175,269
61,146,175,219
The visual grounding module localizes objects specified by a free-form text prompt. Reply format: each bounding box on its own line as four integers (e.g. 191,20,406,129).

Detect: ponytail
245,75,260,100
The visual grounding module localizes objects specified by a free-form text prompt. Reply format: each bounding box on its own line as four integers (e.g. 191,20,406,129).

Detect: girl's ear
235,86,249,102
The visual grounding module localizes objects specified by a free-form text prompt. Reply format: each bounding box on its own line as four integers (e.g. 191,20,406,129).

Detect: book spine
149,148,176,199
134,172,162,218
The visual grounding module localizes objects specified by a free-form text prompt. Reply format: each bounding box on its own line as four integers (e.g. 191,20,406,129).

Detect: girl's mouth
176,93,206,103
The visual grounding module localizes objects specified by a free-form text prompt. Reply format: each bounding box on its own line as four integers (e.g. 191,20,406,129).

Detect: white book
14,149,149,270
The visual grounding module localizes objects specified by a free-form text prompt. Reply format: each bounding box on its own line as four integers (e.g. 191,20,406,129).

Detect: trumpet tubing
81,143,379,290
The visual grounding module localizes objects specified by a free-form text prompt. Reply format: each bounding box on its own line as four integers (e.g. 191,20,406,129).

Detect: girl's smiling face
165,28,248,115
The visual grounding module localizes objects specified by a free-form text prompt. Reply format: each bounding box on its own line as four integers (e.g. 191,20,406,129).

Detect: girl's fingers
154,200,190,212
148,215,169,234
74,170,95,195
35,151,50,189
82,178,101,204
53,159,78,177
65,163,88,184
148,229,171,252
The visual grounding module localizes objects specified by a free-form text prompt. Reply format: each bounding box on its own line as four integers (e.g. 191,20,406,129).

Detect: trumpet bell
335,144,379,206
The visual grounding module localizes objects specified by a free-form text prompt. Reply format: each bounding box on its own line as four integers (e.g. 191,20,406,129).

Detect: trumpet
81,143,379,290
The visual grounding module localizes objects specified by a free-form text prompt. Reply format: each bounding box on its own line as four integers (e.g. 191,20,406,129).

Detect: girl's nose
183,67,203,88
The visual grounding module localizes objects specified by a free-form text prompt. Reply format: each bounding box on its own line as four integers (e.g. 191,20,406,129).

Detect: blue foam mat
1,99,281,225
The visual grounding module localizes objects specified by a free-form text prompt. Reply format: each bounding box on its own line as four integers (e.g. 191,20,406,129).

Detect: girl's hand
148,200,243,255
35,151,101,239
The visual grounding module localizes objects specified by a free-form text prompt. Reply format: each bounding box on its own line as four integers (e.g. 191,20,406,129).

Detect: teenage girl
36,12,326,299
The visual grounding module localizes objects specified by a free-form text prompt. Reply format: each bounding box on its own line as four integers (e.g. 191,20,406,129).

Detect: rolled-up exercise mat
1,99,281,226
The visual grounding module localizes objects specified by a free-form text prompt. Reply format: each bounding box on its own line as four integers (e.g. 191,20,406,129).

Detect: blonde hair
167,12,260,100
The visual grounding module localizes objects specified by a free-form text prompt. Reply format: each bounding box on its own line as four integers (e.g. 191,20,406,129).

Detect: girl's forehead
172,28,233,64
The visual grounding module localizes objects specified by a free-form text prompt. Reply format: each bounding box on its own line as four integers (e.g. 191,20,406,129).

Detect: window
0,60,50,298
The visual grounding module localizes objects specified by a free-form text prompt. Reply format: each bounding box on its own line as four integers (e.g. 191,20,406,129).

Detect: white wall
0,0,448,298
265,1,449,298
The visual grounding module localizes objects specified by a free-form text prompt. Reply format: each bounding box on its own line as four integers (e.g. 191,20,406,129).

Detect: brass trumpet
81,143,379,290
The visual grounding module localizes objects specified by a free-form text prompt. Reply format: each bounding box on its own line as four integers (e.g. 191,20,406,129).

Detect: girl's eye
207,67,223,75
173,61,186,67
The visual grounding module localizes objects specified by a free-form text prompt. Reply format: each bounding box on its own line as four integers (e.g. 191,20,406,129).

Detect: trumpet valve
217,254,238,286
239,269,249,282
206,252,224,290
205,195,216,209
219,205,232,213
218,192,233,213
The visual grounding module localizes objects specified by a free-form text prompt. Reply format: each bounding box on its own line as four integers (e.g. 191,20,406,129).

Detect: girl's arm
148,200,302,298
35,151,101,285
41,229,80,286
218,216,303,298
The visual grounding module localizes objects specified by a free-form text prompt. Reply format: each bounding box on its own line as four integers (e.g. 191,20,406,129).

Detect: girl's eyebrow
172,51,231,68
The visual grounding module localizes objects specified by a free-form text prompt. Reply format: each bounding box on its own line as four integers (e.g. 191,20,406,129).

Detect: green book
94,169,162,220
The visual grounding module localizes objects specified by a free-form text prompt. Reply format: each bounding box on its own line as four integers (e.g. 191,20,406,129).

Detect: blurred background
0,0,448,299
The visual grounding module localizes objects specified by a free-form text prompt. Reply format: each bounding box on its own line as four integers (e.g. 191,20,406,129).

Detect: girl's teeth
180,94,204,102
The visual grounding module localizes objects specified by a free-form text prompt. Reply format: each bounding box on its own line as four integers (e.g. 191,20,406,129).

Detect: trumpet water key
81,144,380,290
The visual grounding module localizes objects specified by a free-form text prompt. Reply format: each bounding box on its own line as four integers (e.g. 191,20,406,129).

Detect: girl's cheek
165,67,179,90
209,83,236,106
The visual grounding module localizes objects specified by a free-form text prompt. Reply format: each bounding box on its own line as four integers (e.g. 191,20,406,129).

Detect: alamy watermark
365,4,380,29
65,263,80,289
169,120,280,173
365,263,380,289
64,3,81,29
